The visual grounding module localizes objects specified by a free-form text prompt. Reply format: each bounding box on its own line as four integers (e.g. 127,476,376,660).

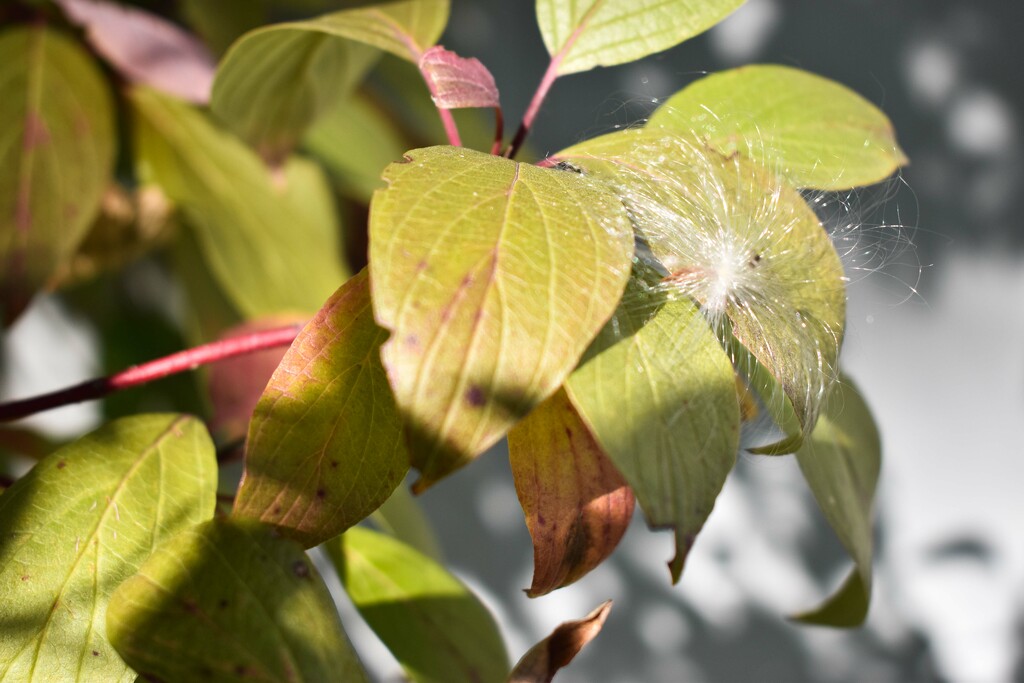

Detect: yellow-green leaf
233,269,408,547
304,92,410,203
369,146,634,490
556,129,845,450
536,0,744,75
566,274,739,581
107,519,368,683
328,526,507,683
211,0,449,162
648,64,908,190
131,87,347,318
0,414,217,682
508,388,634,597
0,26,115,324
792,377,880,627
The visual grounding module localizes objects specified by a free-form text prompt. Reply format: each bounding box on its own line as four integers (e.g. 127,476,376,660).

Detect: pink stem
505,55,561,159
0,325,302,422
490,107,505,156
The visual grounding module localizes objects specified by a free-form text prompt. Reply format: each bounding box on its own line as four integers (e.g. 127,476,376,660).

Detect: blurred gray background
2,1,1021,681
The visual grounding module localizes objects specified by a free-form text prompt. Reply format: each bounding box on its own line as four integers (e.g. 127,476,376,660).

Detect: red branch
0,324,301,423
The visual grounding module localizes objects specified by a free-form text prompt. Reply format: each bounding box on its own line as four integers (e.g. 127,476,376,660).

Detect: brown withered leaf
508,601,613,683
57,0,216,104
207,316,306,443
508,388,634,597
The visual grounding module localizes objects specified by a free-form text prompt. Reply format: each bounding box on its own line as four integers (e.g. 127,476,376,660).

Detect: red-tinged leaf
508,388,633,597
57,0,216,104
206,315,306,442
508,601,613,683
0,27,115,324
419,45,499,109
233,269,408,548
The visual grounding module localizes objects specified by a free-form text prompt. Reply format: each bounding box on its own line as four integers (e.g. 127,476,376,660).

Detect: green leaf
508,388,634,597
211,0,449,162
0,414,217,682
328,526,508,683
107,519,368,683
566,274,739,581
370,484,443,561
648,64,908,190
555,129,845,450
0,26,115,324
233,269,408,547
536,0,745,76
130,87,348,318
304,92,409,203
791,377,880,627
180,0,268,55
369,146,634,490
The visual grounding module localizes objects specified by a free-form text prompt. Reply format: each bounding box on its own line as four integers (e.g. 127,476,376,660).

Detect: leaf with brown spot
508,388,633,597
0,26,115,324
206,315,307,443
369,146,634,490
233,269,408,548
507,601,612,683
56,0,216,104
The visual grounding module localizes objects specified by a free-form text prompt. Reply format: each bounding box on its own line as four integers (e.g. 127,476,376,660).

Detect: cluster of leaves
0,0,904,680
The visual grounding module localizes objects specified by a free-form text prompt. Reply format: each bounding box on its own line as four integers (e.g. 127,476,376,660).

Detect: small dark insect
554,160,584,174
747,253,762,268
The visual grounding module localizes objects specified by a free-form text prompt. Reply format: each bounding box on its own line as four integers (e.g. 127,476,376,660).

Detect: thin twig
0,325,302,423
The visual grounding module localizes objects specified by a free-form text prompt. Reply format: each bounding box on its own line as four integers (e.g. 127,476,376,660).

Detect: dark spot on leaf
329,460,339,469
404,334,419,350
56,460,66,469
91,650,99,656
182,598,199,614
747,253,762,268
234,664,250,677
465,385,486,407
316,488,326,500
20,575,29,581
564,427,573,441
554,160,583,174
461,273,474,287
416,259,428,273
292,560,310,579
537,513,546,526
218,598,229,609
272,505,282,515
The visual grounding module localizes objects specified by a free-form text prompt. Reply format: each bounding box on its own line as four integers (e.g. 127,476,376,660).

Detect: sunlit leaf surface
234,270,408,547
0,415,216,682
369,146,633,490
649,64,908,190
536,0,744,75
329,526,507,683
